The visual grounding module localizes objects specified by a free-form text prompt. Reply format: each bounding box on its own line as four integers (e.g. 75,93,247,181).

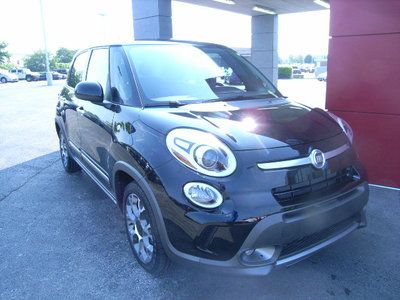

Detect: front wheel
124,182,170,276
26,75,32,82
0,77,7,83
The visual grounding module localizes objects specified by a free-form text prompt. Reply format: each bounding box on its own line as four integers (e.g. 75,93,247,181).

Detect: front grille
272,166,359,208
279,216,356,259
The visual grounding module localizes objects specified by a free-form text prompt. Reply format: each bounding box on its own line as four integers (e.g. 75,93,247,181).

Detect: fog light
241,247,276,266
183,182,223,209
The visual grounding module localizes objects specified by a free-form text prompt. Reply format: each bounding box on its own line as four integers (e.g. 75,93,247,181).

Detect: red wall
327,0,400,188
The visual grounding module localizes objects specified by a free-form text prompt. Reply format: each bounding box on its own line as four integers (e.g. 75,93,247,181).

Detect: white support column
132,0,172,40
251,14,278,85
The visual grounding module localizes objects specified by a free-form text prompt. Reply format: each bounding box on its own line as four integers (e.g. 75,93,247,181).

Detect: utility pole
39,0,53,86
98,13,107,43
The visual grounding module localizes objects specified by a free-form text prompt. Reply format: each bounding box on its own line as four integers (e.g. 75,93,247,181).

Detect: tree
304,54,314,64
54,47,77,64
0,41,11,64
23,50,55,72
288,54,304,64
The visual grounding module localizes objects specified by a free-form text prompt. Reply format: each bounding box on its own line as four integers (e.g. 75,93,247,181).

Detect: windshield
123,44,280,106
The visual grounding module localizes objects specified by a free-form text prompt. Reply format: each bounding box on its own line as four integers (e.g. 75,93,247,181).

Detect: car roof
75,40,229,55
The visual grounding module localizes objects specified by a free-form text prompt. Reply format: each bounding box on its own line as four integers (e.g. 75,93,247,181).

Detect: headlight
166,128,236,177
327,112,353,143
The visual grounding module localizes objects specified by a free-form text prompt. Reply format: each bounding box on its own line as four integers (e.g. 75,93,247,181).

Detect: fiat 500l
55,41,368,276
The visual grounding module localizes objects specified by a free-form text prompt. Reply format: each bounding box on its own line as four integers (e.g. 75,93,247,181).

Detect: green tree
278,66,293,79
23,50,56,72
304,54,314,64
288,54,304,64
54,47,77,64
0,41,11,64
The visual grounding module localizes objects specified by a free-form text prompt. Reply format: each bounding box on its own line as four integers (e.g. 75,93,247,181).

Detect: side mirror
75,81,103,103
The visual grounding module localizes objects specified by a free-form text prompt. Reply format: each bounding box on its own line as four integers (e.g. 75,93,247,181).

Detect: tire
59,131,81,173
26,75,32,82
123,182,170,276
0,77,7,83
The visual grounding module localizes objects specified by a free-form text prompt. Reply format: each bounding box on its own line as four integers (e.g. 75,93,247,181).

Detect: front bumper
163,182,368,275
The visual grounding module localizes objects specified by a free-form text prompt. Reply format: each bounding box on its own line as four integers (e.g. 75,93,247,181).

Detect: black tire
123,182,170,276
59,131,81,173
0,77,7,83
26,75,32,82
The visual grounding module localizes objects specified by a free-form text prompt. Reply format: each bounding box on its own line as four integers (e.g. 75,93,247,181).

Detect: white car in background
9,68,40,82
317,72,327,82
0,70,18,83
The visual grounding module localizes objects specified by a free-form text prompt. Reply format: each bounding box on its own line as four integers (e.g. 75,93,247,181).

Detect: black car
55,41,368,276
39,71,66,80
55,68,69,75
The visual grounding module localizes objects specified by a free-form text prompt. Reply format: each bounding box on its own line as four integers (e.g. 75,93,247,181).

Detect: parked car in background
54,71,67,79
39,71,67,81
9,68,40,82
292,69,304,79
55,68,69,75
55,41,368,276
317,72,327,82
0,69,18,83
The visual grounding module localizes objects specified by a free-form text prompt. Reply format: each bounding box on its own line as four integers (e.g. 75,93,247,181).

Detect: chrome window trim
257,144,350,170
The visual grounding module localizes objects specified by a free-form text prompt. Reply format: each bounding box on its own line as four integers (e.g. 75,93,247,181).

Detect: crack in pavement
0,158,61,203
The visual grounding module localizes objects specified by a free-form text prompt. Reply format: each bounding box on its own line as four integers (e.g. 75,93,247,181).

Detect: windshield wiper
203,92,279,103
145,100,187,108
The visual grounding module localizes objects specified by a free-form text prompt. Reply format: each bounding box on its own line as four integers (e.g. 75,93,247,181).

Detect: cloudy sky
0,0,330,58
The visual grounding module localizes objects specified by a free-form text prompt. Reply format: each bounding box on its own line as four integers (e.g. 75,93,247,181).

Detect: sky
0,0,330,62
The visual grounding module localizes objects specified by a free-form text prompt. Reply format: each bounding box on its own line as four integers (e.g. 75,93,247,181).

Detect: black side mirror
75,81,103,103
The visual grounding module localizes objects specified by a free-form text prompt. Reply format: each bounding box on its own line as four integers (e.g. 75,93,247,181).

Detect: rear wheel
0,77,7,83
59,131,81,173
123,182,170,276
26,75,32,82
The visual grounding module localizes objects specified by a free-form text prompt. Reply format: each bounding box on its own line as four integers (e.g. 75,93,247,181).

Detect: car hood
139,98,342,150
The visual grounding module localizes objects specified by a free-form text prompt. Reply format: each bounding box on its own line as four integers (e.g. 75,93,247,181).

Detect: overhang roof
174,0,329,15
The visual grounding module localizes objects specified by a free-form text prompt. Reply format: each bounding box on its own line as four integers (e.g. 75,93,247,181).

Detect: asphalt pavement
0,80,399,299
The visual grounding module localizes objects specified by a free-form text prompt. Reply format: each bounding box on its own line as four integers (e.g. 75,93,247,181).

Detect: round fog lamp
183,182,223,209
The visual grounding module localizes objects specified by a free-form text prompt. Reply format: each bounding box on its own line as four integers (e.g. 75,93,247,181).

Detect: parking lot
0,80,399,299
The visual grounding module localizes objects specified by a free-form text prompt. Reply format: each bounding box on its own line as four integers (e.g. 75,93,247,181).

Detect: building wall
327,0,400,187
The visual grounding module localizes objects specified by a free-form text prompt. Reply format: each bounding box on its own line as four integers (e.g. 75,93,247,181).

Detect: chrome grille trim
257,144,350,170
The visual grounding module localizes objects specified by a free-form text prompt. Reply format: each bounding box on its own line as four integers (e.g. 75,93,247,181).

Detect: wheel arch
111,161,191,262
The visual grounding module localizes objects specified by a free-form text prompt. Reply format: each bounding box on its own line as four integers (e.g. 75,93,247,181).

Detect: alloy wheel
126,193,154,264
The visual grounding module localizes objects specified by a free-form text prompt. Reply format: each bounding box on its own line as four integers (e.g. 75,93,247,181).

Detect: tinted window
110,47,137,105
86,48,109,93
68,51,90,88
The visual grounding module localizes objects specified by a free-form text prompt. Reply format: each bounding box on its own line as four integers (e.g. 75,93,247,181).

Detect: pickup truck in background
9,68,40,82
